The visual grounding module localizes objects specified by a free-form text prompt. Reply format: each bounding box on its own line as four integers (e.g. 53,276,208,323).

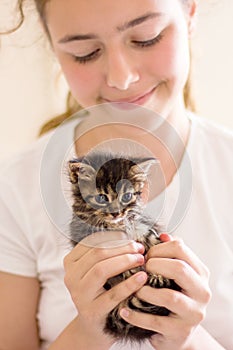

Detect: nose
106,50,139,90
109,201,122,217
111,211,120,218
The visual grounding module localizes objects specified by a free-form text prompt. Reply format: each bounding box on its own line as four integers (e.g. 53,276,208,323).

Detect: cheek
58,57,101,107
144,28,190,85
168,34,190,82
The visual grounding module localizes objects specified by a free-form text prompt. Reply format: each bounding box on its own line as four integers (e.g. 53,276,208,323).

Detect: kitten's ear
137,158,159,174
130,158,158,180
68,161,96,183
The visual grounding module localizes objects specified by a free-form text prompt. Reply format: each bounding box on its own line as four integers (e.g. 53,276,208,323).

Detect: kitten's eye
135,191,142,196
121,192,133,204
95,194,109,204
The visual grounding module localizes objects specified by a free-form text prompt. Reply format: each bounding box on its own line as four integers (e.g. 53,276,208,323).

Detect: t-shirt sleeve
0,182,37,277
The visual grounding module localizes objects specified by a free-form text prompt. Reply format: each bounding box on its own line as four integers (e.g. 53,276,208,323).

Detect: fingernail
120,308,130,318
159,233,172,242
135,272,147,283
134,242,145,253
134,254,144,264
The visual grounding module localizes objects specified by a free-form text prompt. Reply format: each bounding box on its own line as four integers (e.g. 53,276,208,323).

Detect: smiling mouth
103,87,157,106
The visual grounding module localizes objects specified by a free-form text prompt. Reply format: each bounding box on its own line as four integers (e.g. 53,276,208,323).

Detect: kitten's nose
111,212,120,218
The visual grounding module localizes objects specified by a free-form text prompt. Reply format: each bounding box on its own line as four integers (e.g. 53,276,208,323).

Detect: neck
74,99,191,193
151,98,191,188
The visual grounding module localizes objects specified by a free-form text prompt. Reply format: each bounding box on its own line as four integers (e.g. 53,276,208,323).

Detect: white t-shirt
0,114,232,350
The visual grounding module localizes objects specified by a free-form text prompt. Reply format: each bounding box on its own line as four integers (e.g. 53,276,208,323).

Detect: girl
0,1,232,349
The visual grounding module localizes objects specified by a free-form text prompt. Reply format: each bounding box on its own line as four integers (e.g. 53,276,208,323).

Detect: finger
147,238,210,278
67,231,145,262
78,230,133,249
136,287,206,324
119,306,174,336
64,239,144,276
65,238,144,263
95,271,148,314
120,306,203,341
145,257,211,302
81,253,145,299
81,242,144,279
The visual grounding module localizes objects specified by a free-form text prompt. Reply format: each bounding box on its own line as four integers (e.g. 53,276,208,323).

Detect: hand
63,234,147,347
120,234,212,350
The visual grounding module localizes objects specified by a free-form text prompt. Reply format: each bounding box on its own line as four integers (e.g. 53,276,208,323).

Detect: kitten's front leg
137,229,181,291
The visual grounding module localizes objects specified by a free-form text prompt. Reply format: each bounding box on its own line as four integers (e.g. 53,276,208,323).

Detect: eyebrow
58,12,163,44
117,12,163,31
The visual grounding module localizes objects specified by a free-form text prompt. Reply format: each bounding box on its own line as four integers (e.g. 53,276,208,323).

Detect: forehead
45,0,182,39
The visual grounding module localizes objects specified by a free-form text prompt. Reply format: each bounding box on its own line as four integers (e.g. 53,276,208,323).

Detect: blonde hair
3,0,196,136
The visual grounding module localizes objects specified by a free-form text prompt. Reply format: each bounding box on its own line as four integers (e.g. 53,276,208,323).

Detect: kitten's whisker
68,152,175,342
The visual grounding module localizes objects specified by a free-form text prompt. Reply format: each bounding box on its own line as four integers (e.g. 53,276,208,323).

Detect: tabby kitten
68,152,180,342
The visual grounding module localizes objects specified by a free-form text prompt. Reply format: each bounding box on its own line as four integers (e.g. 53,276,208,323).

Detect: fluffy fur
68,152,180,342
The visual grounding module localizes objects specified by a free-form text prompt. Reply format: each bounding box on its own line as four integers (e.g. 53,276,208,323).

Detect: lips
103,87,156,106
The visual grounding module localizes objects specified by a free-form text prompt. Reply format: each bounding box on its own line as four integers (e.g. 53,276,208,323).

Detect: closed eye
73,33,163,64
73,48,101,64
132,33,163,48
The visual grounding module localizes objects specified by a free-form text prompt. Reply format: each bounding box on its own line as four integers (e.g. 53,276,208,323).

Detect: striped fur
68,153,180,342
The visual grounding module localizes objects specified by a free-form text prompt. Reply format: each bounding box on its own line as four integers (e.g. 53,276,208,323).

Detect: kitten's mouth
111,217,125,223
104,215,126,224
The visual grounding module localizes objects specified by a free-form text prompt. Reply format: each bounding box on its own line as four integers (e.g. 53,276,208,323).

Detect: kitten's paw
147,273,171,288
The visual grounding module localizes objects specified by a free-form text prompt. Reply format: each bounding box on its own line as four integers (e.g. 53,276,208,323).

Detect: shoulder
0,132,53,183
190,113,233,145
189,113,233,163
0,124,74,255
0,132,54,238
0,115,78,184
187,113,233,200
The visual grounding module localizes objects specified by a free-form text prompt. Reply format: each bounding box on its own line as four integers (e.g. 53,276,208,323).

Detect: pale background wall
0,0,232,160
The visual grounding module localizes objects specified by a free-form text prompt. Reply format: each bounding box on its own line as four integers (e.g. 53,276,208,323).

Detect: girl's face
46,0,196,117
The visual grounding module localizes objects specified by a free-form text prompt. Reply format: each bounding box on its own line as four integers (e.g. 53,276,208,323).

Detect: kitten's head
68,153,157,226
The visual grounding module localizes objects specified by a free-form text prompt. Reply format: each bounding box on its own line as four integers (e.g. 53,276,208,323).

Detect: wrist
75,315,115,350
181,325,225,350
48,315,115,350
151,326,225,350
